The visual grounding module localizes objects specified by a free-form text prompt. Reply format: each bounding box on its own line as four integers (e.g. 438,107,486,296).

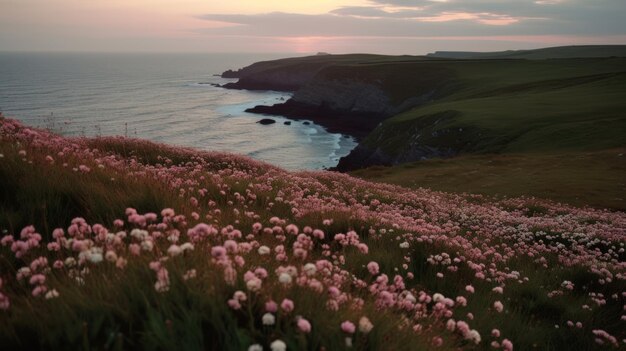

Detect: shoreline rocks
257,118,276,125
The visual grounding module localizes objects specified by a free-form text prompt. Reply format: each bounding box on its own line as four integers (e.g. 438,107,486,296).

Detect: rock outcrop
257,118,276,125
219,54,458,169
333,144,456,172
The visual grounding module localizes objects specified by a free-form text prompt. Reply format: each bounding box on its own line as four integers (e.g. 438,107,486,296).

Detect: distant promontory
219,46,626,171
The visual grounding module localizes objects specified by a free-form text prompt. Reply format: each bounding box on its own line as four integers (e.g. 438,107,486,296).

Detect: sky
1,0,625,54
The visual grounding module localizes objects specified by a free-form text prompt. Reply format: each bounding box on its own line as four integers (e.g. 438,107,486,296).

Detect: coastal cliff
220,50,626,172
223,55,455,141
220,54,399,91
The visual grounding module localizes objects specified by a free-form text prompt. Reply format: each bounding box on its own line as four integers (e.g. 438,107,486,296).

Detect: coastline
244,100,385,141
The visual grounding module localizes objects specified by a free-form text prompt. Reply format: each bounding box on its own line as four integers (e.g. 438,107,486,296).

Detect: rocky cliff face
291,80,395,115
334,111,469,171
220,56,458,170
333,143,456,171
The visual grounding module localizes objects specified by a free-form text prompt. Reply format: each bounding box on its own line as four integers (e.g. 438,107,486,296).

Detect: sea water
0,52,357,170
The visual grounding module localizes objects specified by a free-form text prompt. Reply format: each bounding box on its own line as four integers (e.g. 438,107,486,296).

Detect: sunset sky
1,0,625,54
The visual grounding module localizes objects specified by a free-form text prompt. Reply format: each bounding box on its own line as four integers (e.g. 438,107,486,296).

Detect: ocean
0,52,357,170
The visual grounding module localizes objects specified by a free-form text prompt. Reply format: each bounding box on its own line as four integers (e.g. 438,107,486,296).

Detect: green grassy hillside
1,118,625,350
426,45,626,59
352,148,626,211
359,57,626,157
223,49,626,211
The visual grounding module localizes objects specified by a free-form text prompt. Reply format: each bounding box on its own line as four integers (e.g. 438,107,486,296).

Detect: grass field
1,118,624,350
351,148,626,211
340,57,626,212
357,58,626,156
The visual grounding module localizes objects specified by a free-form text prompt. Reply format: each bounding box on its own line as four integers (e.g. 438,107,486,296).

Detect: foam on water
0,53,357,170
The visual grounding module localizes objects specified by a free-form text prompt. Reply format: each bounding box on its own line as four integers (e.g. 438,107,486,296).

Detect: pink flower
29,274,46,285
446,319,456,331
161,208,175,217
367,261,380,275
285,224,299,235
341,321,356,334
129,244,141,256
297,318,312,333
211,246,227,258
265,300,278,313
357,243,369,254
32,285,47,297
0,292,9,310
227,299,241,310
502,339,513,351
312,229,325,239
456,296,467,307
432,336,443,347
0,235,14,246
281,298,294,312
52,228,65,240
494,300,504,313
224,266,237,285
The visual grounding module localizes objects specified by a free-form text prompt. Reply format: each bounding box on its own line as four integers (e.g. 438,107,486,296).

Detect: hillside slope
351,148,626,211
0,118,625,350
336,57,626,169
220,49,626,166
426,45,626,60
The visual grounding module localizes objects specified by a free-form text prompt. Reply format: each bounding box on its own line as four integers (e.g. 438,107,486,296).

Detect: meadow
357,57,626,159
0,116,624,350
351,148,626,211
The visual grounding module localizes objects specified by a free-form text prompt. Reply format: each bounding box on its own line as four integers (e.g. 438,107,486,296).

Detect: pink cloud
414,12,521,26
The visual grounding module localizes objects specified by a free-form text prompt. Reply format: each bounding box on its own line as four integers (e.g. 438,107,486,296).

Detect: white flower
167,244,182,257
155,280,169,292
141,240,154,251
258,246,271,255
467,329,481,344
88,250,103,264
270,340,286,351
45,289,59,299
262,313,276,326
130,229,148,240
65,257,76,268
248,344,263,351
399,241,410,249
433,293,444,302
183,269,197,281
404,292,416,304
246,277,262,292
345,337,353,348
180,242,194,251
358,316,373,333
303,263,317,276
278,272,292,284
17,267,32,280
